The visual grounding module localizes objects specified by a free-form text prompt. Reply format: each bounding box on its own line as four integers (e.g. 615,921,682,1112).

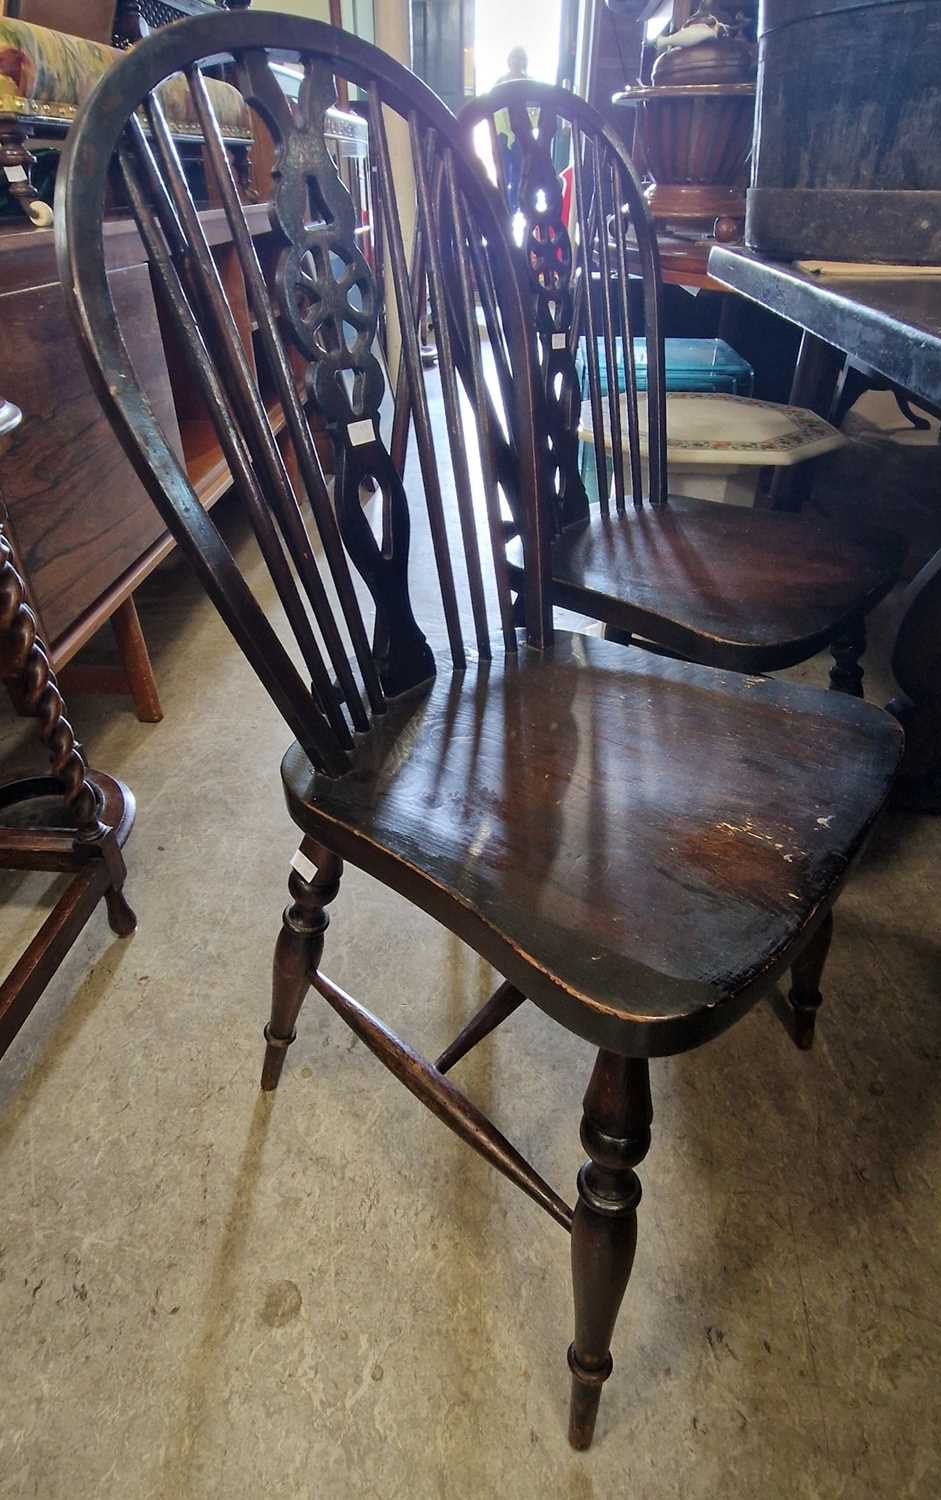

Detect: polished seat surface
507,496,903,670
283,632,902,1055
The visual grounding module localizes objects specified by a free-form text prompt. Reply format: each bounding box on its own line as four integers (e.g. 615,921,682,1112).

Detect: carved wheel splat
242,51,434,700
239,55,569,1230
512,103,590,531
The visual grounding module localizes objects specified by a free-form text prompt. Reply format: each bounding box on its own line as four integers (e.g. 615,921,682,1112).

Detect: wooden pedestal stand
0,399,136,1059
614,82,755,243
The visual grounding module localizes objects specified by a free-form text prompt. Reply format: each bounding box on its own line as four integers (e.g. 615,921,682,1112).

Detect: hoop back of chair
461,81,668,528
55,13,550,779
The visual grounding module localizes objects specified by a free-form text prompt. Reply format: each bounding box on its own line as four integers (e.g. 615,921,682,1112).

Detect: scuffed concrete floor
1,397,940,1498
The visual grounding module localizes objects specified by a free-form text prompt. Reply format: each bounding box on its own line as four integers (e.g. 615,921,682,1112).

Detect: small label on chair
3,165,27,183
348,418,375,446
551,332,567,350
291,847,318,884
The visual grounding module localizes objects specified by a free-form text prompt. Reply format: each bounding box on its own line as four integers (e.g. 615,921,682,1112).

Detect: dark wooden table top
708,246,941,408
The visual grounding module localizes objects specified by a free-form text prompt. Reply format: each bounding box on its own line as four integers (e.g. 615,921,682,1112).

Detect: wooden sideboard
0,99,371,720
0,208,267,718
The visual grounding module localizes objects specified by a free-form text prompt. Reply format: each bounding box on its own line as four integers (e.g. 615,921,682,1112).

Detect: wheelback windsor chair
56,13,903,1449
459,82,904,697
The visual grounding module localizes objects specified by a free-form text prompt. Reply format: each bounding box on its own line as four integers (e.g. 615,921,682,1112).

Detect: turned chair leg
787,911,834,1051
0,120,53,228
261,843,343,1091
94,835,138,937
104,880,138,937
829,613,866,697
568,1051,652,1450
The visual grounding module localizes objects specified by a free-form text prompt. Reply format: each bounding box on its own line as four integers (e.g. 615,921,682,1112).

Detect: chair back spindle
461,84,668,526
55,14,549,779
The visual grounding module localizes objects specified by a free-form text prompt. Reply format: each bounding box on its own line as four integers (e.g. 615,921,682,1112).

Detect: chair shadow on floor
0,915,137,1121
161,1090,275,1499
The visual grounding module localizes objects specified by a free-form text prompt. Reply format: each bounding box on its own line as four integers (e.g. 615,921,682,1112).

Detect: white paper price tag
291,847,318,884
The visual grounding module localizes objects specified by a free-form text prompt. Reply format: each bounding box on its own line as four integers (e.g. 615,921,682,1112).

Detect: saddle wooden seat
507,494,902,672
284,632,900,1057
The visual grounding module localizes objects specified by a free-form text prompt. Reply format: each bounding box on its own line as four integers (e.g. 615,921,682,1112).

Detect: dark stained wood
507,498,900,675
0,528,99,837
828,613,866,698
366,86,465,676
435,979,527,1075
130,96,360,742
780,908,834,1051
443,158,518,653
614,81,755,242
56,11,906,1452
606,226,731,292
888,561,941,807
0,198,297,722
282,635,901,1058
767,332,845,512
262,841,342,1091
464,82,901,690
708,248,941,405
0,206,274,300
572,124,611,515
0,419,137,1057
313,967,574,1232
0,265,181,647
0,861,111,1056
569,1051,651,1450
189,65,385,716
610,162,645,505
709,244,941,805
412,125,491,657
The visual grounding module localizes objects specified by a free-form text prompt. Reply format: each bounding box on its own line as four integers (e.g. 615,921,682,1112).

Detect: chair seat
508,494,903,671
282,632,901,1056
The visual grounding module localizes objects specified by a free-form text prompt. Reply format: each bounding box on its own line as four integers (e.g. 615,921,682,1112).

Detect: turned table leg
111,596,163,724
0,120,53,229
887,548,941,809
768,333,843,513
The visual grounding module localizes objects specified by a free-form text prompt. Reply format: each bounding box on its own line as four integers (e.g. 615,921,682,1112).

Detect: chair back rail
55,12,549,778
460,82,668,525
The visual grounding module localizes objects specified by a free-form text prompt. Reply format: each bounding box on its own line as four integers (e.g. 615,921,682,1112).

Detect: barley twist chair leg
261,843,343,1091
568,1051,652,1450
